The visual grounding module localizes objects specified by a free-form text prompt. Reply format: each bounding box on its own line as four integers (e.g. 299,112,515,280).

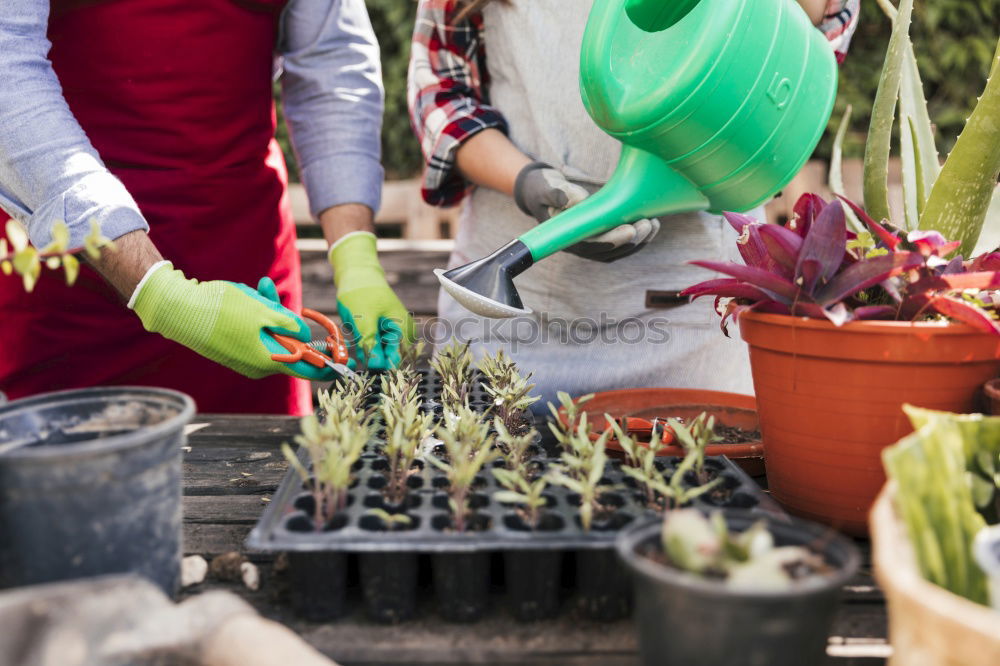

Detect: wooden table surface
181,414,891,666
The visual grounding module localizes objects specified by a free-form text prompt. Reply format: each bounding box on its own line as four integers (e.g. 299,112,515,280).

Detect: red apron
0,0,312,415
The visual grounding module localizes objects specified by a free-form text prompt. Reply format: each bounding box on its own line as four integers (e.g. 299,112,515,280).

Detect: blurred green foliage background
276,0,999,184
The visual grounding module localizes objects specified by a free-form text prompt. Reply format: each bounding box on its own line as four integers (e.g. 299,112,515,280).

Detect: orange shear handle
270,308,350,368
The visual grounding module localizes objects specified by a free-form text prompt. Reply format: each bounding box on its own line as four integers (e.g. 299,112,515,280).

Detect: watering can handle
517,145,709,262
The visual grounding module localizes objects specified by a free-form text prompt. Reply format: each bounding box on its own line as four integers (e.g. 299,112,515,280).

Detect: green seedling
547,391,594,446
494,417,538,473
397,339,427,377
366,508,413,531
319,373,376,423
609,417,721,512
479,350,540,433
282,410,375,531
660,509,831,589
381,399,435,504
493,467,549,529
430,341,474,412
427,406,498,532
667,413,719,484
546,428,616,531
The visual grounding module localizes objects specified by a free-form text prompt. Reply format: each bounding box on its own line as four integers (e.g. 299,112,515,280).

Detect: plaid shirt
408,0,861,207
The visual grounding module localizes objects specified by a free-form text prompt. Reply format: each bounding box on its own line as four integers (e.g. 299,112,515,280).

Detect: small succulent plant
493,467,549,529
427,406,498,532
430,341,475,412
660,510,831,589
493,417,538,473
283,401,375,531
681,195,1000,335
480,350,540,433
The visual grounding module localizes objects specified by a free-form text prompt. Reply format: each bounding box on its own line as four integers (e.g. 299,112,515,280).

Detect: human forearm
318,203,374,246
454,129,533,197
87,229,163,300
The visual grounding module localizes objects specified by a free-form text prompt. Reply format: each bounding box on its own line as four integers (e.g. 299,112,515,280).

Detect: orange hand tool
270,308,353,375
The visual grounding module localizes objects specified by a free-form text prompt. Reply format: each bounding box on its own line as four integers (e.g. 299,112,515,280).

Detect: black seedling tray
247,370,781,623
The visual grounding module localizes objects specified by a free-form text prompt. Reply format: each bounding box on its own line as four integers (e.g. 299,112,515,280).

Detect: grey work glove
513,161,660,263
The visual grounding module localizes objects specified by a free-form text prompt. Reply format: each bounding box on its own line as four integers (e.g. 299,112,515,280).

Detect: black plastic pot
504,549,561,621
359,552,418,623
617,511,860,666
432,551,490,622
0,387,193,595
287,551,349,621
576,547,633,620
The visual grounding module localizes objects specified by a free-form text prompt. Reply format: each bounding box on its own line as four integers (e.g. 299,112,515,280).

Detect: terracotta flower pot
740,311,1000,536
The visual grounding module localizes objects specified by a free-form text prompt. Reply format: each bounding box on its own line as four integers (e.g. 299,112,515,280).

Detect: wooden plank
184,523,259,559
184,495,267,524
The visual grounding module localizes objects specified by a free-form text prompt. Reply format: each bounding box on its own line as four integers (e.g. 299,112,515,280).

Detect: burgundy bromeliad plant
681,194,1000,335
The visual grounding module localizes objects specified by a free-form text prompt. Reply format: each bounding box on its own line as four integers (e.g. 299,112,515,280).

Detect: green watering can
435,0,838,318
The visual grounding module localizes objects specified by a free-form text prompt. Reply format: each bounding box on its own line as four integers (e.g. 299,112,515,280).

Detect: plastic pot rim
0,386,195,461
616,511,860,600
738,310,989,335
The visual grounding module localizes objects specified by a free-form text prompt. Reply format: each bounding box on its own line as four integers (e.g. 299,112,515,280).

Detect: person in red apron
0,0,414,415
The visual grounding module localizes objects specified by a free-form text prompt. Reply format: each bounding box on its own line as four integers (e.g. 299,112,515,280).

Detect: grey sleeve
0,0,148,249
278,0,385,218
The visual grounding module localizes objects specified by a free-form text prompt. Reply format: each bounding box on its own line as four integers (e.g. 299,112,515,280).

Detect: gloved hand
328,231,416,370
513,161,660,262
130,262,336,381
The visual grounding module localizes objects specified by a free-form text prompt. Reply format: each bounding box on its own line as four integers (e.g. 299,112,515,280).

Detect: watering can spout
437,147,708,318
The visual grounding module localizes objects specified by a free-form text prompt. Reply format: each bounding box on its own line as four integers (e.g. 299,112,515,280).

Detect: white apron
435,0,755,408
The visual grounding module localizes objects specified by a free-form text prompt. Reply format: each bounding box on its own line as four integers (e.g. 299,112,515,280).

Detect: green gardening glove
328,231,415,370
131,262,336,381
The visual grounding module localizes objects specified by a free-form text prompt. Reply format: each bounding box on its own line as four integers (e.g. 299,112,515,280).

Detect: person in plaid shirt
408,0,860,405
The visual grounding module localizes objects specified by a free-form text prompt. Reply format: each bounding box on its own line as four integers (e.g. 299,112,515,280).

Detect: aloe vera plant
882,406,1000,604
849,0,1000,257
380,390,435,505
681,194,1000,334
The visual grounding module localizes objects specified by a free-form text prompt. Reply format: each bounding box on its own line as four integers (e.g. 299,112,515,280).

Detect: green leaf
5,220,27,253
830,105,864,234
12,248,40,292
493,490,528,505
863,0,913,225
920,43,1000,256
899,45,941,202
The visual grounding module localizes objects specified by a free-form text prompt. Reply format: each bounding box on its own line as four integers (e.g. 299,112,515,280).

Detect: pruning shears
269,308,355,377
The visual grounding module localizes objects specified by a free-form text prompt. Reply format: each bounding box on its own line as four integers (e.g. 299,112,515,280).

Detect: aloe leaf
829,105,865,234
899,110,919,231
901,46,941,199
687,261,799,303
815,251,923,306
919,44,1000,256
863,0,913,225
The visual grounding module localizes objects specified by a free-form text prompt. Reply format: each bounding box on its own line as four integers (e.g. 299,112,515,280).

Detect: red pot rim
738,310,983,335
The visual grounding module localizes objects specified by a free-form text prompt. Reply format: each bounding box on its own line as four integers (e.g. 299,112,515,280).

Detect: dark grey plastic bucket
617,511,860,666
0,387,194,595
